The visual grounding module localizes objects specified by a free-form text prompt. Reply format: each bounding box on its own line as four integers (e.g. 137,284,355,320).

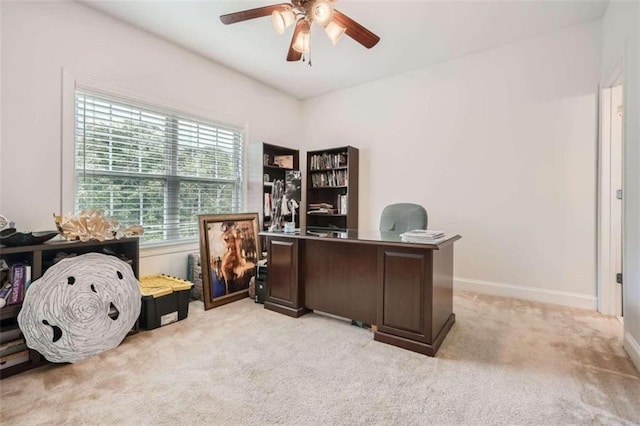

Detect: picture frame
198,213,260,310
273,154,294,169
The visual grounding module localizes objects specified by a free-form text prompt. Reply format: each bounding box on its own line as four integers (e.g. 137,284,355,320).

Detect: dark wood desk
260,229,461,356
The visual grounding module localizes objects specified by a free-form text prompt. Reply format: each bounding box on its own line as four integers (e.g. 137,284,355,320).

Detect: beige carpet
1,291,639,425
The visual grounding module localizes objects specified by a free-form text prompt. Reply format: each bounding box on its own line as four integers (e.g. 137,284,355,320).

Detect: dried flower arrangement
53,209,143,242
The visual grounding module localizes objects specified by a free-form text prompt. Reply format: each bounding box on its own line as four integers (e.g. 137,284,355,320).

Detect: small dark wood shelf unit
0,237,139,379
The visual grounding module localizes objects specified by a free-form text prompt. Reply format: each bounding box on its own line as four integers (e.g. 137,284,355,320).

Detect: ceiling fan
220,0,380,63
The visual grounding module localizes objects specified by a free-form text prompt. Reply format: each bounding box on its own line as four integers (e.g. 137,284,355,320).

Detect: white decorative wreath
18,253,141,363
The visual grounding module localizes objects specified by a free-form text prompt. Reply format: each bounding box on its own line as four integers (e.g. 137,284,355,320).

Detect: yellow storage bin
139,274,192,298
138,274,193,330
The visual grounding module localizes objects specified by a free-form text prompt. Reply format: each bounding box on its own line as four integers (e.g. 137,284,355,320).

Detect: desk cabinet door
377,247,433,343
375,244,455,356
264,237,307,317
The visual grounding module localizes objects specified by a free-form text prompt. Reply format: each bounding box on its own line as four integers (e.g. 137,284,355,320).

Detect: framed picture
273,155,293,169
198,213,260,310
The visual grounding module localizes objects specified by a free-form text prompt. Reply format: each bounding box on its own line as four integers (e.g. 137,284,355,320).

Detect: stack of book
309,170,348,188
399,229,446,243
0,320,28,372
308,203,336,215
309,152,347,170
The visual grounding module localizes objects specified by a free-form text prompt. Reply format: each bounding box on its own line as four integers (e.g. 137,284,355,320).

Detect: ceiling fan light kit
272,8,296,34
324,20,346,45
309,0,333,27
292,20,311,53
220,0,380,63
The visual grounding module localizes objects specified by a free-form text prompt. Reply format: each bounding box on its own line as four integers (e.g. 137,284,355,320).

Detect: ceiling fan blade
287,20,304,62
332,9,380,49
220,3,291,25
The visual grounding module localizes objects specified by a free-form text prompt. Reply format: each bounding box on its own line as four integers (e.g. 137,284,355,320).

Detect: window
74,90,244,243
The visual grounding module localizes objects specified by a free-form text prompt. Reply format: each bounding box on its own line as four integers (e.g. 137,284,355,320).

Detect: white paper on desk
400,229,445,237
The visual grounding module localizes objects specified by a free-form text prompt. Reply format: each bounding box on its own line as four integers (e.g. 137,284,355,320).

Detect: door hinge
616,189,623,200
616,273,623,285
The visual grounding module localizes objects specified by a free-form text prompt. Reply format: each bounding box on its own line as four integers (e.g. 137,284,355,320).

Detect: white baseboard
624,331,640,373
454,277,598,310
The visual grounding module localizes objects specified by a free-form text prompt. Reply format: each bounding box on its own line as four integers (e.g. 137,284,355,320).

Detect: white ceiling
81,0,609,100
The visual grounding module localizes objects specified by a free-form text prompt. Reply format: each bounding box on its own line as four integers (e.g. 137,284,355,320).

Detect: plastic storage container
139,275,193,330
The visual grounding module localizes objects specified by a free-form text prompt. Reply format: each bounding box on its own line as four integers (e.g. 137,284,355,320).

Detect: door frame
597,46,626,316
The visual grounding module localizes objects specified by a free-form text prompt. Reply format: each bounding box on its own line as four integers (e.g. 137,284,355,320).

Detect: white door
598,83,624,318
611,85,623,318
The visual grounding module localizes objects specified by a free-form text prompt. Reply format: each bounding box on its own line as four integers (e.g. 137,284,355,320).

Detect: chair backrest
379,203,428,233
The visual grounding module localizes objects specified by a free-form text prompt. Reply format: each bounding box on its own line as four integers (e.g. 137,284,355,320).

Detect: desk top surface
260,228,461,249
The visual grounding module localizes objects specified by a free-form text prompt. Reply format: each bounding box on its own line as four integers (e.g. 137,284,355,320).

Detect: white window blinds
75,90,244,243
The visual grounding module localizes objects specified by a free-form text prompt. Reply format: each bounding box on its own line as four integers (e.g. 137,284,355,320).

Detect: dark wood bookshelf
306,145,359,231
261,143,300,232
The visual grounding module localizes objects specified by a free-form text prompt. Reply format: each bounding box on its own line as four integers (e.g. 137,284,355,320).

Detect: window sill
139,239,199,258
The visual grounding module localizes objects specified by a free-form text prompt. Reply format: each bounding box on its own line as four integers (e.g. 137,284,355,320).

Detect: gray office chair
379,203,428,233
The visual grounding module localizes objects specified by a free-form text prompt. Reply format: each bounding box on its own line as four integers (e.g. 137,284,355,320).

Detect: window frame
62,69,250,250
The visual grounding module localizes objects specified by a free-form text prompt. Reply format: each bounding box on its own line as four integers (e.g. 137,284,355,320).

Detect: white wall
303,21,601,309
601,0,640,371
0,2,3,214
0,1,302,277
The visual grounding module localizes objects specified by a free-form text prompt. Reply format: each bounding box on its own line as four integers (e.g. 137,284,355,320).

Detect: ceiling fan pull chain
308,52,312,67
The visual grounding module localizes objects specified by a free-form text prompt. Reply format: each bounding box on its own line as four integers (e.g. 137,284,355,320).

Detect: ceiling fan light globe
272,9,295,34
292,31,310,53
325,21,346,45
312,0,333,27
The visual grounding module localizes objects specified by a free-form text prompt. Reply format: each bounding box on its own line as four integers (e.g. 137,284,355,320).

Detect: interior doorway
598,80,624,318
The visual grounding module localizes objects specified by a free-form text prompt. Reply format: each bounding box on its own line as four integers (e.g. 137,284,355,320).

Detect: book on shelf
0,349,30,371
337,194,348,215
264,193,272,215
310,170,348,187
24,265,32,291
399,229,447,243
309,152,347,170
8,263,27,305
0,322,22,344
0,268,8,284
0,337,27,358
0,282,11,309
